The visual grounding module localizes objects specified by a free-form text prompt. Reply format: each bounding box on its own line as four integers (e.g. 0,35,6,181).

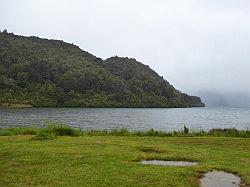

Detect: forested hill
0,31,205,108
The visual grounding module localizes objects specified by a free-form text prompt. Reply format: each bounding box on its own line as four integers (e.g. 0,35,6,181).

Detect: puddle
200,171,241,187
140,160,198,166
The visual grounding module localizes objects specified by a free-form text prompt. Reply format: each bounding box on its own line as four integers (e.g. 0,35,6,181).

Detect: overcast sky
1,0,250,100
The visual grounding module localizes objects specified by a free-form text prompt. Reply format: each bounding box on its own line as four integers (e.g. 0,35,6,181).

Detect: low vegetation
0,123,249,139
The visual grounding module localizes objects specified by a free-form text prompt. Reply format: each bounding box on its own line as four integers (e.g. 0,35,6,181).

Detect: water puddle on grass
200,171,241,187
140,160,198,166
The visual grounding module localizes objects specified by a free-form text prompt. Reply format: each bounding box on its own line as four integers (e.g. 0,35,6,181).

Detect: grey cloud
1,0,250,106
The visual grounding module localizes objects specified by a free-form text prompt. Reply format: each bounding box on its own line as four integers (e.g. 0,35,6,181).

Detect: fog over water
1,0,250,107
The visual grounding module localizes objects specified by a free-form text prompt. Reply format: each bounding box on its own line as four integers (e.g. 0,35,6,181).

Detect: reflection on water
140,160,198,166
0,107,249,131
200,171,240,187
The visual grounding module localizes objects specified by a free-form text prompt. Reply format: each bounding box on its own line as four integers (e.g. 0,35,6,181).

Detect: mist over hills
198,91,250,107
0,31,204,108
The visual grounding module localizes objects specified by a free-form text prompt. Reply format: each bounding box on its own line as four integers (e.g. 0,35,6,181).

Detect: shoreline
0,105,206,109
1,124,249,138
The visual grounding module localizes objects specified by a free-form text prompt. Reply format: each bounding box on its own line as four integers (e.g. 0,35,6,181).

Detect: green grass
0,130,249,186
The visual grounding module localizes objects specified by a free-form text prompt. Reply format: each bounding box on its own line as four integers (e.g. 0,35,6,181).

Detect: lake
0,107,250,131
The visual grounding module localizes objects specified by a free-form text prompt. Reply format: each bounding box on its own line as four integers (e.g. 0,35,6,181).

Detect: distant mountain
0,31,205,107
198,90,250,107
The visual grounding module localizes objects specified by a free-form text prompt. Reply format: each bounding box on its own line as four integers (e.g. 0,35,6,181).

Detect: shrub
184,125,189,134
32,131,56,140
52,125,77,136
43,122,81,137
109,128,130,136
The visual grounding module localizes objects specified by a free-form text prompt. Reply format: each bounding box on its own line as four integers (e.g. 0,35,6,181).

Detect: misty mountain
198,91,250,107
0,31,204,108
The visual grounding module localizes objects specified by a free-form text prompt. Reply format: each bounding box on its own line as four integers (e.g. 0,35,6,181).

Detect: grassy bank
0,125,249,186
0,124,250,138
0,134,249,186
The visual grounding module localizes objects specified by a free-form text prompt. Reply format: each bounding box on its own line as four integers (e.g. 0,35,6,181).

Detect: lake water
0,107,250,131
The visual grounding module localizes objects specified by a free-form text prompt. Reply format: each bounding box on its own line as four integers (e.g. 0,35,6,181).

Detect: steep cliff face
0,32,205,107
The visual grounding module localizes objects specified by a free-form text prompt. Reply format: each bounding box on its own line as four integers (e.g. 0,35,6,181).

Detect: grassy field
0,131,249,186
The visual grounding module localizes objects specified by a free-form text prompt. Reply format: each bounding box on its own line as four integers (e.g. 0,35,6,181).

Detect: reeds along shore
0,123,249,139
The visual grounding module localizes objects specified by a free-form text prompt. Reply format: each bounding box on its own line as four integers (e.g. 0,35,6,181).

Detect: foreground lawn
0,135,249,186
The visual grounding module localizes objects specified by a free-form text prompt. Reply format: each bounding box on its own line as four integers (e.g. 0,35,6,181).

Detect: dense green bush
31,131,56,140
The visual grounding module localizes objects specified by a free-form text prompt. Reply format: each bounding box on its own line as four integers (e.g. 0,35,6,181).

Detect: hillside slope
0,31,205,107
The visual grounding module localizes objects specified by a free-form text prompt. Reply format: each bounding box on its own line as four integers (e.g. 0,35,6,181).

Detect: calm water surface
0,107,250,131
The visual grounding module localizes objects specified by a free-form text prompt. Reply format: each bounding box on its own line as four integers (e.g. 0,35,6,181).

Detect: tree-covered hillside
0,31,205,107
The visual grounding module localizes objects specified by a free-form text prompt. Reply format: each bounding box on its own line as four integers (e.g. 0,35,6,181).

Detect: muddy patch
200,171,240,187
140,160,198,166
138,146,163,153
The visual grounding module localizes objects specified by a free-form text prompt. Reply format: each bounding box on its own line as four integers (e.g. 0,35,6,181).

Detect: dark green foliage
0,32,205,107
184,125,189,134
31,131,56,140
208,128,250,138
109,128,130,136
49,124,80,136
